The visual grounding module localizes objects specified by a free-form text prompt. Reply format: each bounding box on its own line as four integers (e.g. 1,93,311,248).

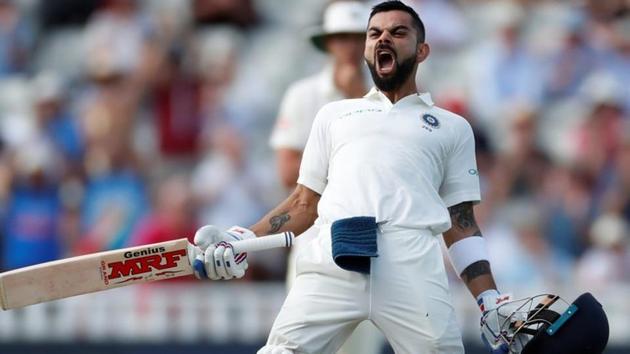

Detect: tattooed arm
442,201,498,298
249,184,320,237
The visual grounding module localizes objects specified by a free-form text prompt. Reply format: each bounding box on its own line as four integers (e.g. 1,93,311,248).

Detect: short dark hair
369,1,425,43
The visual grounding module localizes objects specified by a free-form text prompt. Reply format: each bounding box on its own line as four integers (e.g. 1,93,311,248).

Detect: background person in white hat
270,0,371,191
268,1,385,353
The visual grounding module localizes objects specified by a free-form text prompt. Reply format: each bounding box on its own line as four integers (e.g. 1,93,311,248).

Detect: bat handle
231,231,294,254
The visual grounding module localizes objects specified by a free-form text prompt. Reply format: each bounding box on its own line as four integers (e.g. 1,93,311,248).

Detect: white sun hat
310,1,369,52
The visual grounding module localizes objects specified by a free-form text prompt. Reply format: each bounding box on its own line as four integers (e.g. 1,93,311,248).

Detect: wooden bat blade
0,238,193,310
0,231,295,310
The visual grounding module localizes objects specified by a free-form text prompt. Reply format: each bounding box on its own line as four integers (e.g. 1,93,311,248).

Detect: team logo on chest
421,113,440,131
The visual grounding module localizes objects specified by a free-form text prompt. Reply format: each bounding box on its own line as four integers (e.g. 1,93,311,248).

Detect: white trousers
260,227,464,354
285,226,386,354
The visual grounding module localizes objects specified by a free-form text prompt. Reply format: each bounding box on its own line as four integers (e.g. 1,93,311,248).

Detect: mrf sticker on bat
100,246,188,286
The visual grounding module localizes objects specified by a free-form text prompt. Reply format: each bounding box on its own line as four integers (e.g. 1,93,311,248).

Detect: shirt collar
364,87,434,107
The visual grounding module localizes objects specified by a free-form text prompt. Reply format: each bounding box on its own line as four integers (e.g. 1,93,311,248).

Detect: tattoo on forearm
461,260,491,283
269,212,291,233
448,202,480,233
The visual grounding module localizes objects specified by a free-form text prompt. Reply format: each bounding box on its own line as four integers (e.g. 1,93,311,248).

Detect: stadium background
0,0,628,353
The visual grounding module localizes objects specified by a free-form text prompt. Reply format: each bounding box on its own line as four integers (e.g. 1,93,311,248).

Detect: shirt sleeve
439,118,481,207
269,84,308,150
296,104,333,194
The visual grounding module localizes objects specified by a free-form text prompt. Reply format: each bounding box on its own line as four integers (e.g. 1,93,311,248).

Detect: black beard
366,54,416,92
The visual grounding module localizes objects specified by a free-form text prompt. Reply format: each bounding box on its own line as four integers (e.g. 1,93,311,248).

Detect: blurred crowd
0,0,628,291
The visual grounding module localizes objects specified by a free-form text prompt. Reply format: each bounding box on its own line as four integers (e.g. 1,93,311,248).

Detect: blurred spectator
38,0,100,30
570,80,626,179
0,77,35,149
78,33,148,172
486,200,573,291
151,47,203,159
599,18,630,111
404,0,467,51
498,109,551,198
31,72,84,165
543,17,597,102
474,108,550,227
467,3,544,125
76,147,149,253
0,136,8,202
0,0,34,76
76,67,149,253
83,0,157,80
196,26,254,140
576,213,630,289
131,173,197,246
401,0,469,96
197,26,242,106
192,0,259,28
192,125,266,230
598,136,630,223
585,0,628,23
2,139,63,270
541,166,592,258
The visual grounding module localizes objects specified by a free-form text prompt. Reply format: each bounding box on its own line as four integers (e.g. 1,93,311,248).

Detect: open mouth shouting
375,46,396,76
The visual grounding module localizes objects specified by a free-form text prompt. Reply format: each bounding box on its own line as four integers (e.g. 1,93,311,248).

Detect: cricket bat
0,232,294,310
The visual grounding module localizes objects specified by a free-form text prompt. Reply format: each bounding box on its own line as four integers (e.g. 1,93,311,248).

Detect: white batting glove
478,290,514,353
192,225,255,280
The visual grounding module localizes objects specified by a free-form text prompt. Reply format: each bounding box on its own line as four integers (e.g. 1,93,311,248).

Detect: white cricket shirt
298,87,481,235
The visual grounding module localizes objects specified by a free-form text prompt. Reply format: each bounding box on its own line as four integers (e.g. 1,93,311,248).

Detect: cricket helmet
481,292,609,354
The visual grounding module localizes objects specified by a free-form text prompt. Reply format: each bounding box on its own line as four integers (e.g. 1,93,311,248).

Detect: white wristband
447,236,489,278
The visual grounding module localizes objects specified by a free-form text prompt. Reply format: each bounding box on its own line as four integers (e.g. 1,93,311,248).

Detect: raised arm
442,201,497,298
250,183,320,237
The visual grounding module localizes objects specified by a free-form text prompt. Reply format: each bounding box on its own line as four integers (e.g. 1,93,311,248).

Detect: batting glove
192,225,255,280
478,290,513,354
